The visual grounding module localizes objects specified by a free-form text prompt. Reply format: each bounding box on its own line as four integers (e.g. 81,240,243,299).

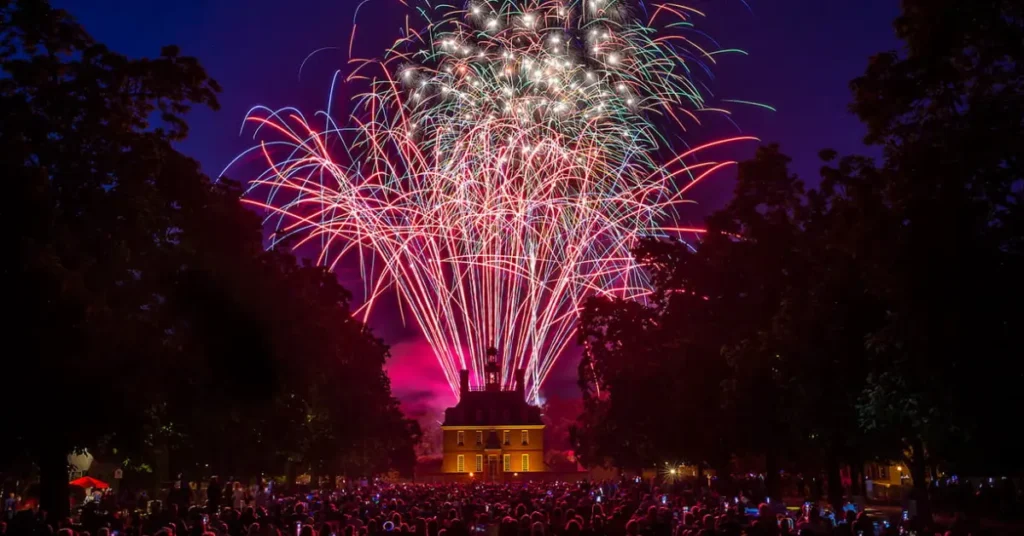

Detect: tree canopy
1,0,418,517
574,0,1024,515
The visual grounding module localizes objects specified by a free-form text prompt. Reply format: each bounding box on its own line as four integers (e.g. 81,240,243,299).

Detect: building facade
863,461,913,501
440,354,545,480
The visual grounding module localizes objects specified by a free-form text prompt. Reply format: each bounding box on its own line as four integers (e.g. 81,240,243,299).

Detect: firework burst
229,0,759,403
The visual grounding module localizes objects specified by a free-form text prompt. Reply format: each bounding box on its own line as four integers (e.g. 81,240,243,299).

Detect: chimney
459,369,470,397
515,369,526,400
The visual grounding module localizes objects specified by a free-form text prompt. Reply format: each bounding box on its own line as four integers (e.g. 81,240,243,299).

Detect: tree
2,0,419,517
2,0,222,516
847,0,1024,512
578,0,1024,518
577,146,888,508
576,146,817,495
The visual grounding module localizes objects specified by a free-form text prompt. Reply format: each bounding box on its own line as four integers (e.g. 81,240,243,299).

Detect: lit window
503,454,511,472
476,431,483,446
457,455,465,472
522,454,530,472
457,431,465,446
521,430,529,445
503,430,511,445
476,455,483,472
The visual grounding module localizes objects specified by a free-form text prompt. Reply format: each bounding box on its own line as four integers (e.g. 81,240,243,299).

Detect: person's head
530,522,545,536
564,520,580,536
300,525,315,536
624,520,638,536
757,503,771,520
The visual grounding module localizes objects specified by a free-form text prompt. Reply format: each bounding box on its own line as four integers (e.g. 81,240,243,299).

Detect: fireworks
229,0,758,403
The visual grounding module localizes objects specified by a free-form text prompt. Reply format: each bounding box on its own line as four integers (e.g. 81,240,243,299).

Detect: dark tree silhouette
1,0,419,517
845,0,1024,516
577,0,1024,519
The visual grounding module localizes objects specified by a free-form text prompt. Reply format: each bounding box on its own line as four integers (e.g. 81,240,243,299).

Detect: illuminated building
440,350,545,479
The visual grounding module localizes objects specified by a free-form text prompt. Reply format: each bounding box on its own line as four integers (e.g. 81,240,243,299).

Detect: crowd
3,477,980,536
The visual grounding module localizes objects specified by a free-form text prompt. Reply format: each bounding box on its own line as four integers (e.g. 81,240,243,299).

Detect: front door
488,455,498,480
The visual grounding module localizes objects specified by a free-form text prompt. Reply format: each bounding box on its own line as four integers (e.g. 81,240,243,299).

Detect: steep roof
441,390,543,426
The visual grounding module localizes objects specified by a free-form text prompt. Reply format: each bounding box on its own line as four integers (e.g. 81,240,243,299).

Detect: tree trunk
849,456,864,497
764,450,780,502
285,458,298,494
908,437,931,522
715,457,733,493
826,449,845,513
39,444,70,521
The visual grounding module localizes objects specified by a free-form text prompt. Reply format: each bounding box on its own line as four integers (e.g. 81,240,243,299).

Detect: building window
475,410,483,422
475,431,483,446
457,455,465,472
878,465,889,480
503,430,510,445
475,454,483,472
503,454,511,472
522,454,530,472
457,431,464,446
521,430,529,445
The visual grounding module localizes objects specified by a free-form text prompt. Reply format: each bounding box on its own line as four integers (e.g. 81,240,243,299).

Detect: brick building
440,352,545,480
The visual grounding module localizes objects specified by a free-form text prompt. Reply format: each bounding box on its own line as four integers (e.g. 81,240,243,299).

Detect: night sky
54,0,900,421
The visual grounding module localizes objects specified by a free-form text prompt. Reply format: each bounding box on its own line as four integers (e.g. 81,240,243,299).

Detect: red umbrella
69,476,109,489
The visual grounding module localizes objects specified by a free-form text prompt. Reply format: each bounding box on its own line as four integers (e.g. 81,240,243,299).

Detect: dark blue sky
53,0,901,415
